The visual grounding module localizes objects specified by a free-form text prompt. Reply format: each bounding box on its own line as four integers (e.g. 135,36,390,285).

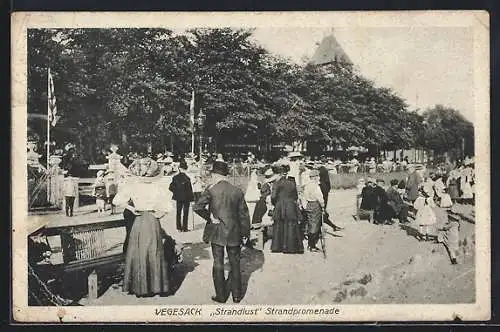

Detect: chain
28,264,72,306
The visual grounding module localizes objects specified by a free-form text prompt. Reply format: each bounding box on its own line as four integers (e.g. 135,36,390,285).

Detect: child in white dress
414,187,437,241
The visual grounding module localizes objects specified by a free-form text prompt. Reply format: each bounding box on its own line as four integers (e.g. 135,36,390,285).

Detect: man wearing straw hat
302,169,325,252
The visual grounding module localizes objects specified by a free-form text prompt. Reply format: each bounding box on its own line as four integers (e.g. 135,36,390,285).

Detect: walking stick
191,202,195,231
319,210,327,259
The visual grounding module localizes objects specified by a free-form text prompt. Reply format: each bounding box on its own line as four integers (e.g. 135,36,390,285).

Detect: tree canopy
421,105,474,159
27,28,473,163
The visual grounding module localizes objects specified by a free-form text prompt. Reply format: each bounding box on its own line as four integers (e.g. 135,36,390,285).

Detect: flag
47,68,59,127
189,90,195,132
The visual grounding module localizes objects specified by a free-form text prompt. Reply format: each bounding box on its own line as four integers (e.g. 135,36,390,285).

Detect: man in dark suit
169,161,194,232
386,179,409,223
359,177,378,222
316,164,343,231
373,179,391,224
193,161,251,304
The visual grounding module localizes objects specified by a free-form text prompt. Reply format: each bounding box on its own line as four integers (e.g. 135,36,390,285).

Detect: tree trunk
121,132,127,147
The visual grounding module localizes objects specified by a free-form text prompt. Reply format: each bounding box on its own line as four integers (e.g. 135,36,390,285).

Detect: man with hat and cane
193,161,251,303
302,169,327,254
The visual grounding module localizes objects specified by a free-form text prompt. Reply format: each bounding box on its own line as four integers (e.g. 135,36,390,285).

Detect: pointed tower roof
309,31,352,66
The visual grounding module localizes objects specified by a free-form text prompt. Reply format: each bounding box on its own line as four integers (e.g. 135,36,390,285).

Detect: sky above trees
250,27,475,124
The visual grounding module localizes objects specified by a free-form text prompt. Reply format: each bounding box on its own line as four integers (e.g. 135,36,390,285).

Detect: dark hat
390,179,399,186
179,161,188,170
212,161,229,176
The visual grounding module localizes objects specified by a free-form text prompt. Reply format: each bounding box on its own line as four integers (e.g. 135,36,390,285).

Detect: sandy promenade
71,188,475,306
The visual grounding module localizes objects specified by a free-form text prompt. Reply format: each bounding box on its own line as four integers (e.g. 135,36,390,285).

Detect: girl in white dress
414,187,437,241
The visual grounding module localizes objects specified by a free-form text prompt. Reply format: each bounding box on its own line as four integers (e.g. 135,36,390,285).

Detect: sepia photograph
11,11,490,322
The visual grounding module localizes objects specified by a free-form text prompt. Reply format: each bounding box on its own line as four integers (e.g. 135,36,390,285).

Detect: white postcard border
11,11,490,322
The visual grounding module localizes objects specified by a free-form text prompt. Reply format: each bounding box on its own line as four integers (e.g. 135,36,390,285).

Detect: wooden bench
29,216,127,301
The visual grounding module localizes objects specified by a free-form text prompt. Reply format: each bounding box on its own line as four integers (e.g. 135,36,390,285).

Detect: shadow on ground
221,247,265,300
169,241,212,294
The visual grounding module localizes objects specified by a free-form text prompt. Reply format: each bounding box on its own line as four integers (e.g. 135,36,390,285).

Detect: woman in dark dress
270,165,304,254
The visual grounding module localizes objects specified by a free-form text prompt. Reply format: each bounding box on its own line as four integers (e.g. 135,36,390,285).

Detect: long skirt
448,183,459,200
306,201,322,235
271,200,304,254
123,212,171,297
252,197,268,224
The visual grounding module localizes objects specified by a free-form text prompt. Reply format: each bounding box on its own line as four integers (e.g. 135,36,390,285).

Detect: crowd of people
354,159,475,265
57,148,476,303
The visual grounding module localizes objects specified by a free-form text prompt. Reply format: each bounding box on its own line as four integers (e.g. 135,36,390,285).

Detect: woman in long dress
113,158,174,297
270,165,304,254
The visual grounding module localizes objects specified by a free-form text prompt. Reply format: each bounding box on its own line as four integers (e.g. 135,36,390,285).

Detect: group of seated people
355,174,455,226
355,178,408,225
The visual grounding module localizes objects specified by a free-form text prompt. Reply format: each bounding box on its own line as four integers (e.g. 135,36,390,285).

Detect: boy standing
63,175,78,217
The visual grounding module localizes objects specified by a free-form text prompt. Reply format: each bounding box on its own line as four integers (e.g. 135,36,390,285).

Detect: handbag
202,222,218,244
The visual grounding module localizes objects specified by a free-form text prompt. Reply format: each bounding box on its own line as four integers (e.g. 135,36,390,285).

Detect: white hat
264,168,274,177
288,151,302,158
164,157,173,164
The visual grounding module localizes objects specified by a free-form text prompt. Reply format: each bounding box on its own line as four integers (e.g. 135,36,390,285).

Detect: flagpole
46,67,51,202
190,89,195,156
191,128,195,156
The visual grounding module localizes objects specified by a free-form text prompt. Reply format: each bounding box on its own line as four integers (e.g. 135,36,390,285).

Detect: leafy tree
27,27,463,165
421,105,474,159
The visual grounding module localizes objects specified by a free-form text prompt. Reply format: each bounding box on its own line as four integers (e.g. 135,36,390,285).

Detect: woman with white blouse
113,160,174,297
